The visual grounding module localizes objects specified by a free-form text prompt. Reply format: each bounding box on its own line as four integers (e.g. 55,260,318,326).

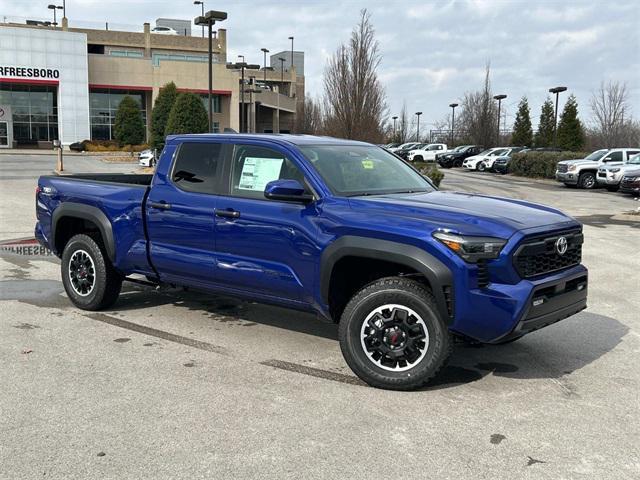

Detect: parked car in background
619,169,640,195
397,143,429,160
597,153,640,191
151,26,178,35
407,143,448,162
69,141,87,152
384,143,401,151
492,155,512,174
138,149,157,167
387,142,419,154
463,148,509,171
483,147,524,171
556,148,640,189
437,145,484,168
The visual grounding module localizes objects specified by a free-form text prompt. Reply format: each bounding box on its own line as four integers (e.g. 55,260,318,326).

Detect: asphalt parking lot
1,154,639,479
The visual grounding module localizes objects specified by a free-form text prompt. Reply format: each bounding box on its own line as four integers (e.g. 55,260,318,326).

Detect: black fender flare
320,236,454,323
51,202,116,262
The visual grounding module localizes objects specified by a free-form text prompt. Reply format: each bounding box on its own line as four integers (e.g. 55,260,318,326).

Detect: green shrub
113,96,145,147
509,151,589,179
150,82,178,150
165,92,209,135
419,164,445,187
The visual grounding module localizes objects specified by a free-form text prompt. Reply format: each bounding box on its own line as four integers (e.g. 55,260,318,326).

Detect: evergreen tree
150,81,177,150
511,96,533,147
113,96,145,147
165,92,209,135
557,94,585,151
534,98,555,147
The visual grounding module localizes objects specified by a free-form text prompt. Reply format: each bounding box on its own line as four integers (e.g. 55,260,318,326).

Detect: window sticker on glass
361,159,374,169
238,157,284,191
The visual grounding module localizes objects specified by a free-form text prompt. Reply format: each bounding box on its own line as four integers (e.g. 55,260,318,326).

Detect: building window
90,88,147,141
199,94,222,114
0,82,58,143
152,52,218,66
109,50,144,58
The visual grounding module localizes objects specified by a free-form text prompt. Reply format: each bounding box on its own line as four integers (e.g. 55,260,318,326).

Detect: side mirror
264,179,313,203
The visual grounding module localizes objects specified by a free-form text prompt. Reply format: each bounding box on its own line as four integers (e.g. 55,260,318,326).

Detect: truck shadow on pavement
111,285,629,392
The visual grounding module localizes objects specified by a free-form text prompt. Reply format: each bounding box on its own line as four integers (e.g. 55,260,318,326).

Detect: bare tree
296,96,324,135
589,81,639,147
458,63,497,147
322,9,387,142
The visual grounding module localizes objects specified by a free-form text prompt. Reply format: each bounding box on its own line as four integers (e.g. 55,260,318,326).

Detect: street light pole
415,112,422,142
261,48,269,83
195,10,228,133
278,57,286,83
549,86,567,148
238,54,245,63
392,116,398,140
449,103,458,147
288,36,294,70
227,62,260,133
493,94,507,146
193,1,204,37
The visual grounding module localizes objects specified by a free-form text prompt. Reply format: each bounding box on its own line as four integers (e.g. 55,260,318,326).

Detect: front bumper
494,163,508,173
451,265,588,343
556,171,578,184
596,172,621,186
620,183,640,194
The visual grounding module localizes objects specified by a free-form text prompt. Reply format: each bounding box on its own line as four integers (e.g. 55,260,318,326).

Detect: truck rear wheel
61,234,122,311
339,277,452,390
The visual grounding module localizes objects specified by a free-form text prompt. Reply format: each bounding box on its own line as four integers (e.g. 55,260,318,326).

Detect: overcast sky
2,0,638,130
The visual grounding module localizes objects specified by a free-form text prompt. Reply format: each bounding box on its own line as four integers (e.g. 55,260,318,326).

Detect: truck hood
348,191,577,239
557,159,596,167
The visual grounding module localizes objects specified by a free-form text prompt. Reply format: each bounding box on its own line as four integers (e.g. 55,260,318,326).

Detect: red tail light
35,186,42,195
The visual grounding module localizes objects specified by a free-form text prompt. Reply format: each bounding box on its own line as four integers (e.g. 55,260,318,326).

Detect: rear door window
171,142,224,194
604,151,623,163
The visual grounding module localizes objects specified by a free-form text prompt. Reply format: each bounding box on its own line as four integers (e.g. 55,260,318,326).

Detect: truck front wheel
61,234,122,311
578,172,596,189
339,277,452,390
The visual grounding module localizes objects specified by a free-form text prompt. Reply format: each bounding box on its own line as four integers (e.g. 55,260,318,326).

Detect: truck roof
165,133,372,147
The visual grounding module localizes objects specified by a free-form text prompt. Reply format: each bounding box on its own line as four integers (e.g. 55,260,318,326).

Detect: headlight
433,232,506,263
568,165,577,172
610,168,620,173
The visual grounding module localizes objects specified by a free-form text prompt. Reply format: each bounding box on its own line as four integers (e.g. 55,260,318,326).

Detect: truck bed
42,173,153,186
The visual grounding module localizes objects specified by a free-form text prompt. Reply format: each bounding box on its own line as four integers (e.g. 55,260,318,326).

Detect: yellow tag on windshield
361,160,374,169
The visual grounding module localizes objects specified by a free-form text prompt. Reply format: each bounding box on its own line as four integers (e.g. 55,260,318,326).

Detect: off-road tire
339,277,452,390
61,234,122,311
413,155,423,162
578,172,596,189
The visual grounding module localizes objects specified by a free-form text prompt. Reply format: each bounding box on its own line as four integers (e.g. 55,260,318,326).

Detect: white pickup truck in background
556,148,640,189
597,152,640,191
406,143,448,162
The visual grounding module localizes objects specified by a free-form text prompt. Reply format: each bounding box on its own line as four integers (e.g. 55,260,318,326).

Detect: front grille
513,230,583,278
598,171,606,177
557,164,568,173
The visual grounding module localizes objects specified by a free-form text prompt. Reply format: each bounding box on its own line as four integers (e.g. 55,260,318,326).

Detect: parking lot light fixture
238,54,245,63
261,48,269,82
549,86,568,148
415,112,423,142
392,116,398,140
449,103,458,147
193,1,205,37
493,94,507,146
47,4,63,26
195,10,228,132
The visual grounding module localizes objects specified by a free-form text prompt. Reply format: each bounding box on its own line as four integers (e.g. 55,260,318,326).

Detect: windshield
628,153,640,165
584,149,608,161
300,145,435,197
490,149,507,156
453,146,467,152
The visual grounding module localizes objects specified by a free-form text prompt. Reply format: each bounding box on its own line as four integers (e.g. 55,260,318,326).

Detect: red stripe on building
177,88,232,95
89,84,153,91
0,78,59,86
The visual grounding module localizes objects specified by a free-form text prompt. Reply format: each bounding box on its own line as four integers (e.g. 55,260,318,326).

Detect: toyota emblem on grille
555,236,568,256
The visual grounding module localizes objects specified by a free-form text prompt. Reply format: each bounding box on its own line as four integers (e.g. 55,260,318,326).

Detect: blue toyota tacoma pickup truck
35,134,588,390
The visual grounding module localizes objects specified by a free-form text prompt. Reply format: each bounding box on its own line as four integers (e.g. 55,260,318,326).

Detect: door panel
214,144,319,302
145,142,225,286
